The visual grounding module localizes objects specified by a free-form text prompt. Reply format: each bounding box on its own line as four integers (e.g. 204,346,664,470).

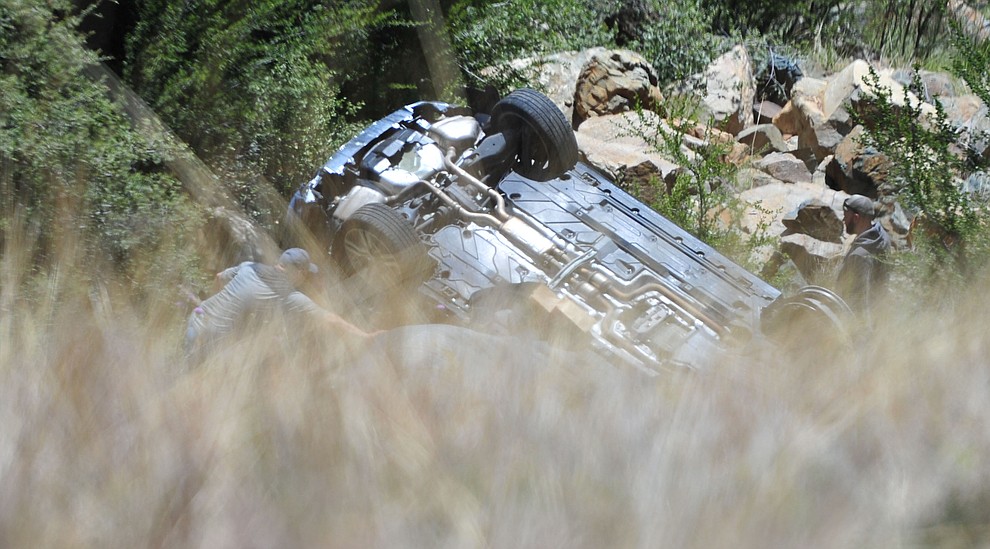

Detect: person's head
843,195,876,235
276,248,319,286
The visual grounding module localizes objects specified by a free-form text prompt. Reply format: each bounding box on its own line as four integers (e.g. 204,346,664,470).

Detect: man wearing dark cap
836,194,892,311
185,247,373,361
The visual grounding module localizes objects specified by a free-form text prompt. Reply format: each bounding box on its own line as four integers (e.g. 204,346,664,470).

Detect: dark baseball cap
843,194,876,217
278,248,319,274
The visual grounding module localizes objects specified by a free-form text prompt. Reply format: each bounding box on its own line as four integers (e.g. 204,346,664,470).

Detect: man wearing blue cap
185,247,373,361
836,194,892,312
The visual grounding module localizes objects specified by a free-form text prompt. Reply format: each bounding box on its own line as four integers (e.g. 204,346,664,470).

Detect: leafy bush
447,0,617,92
625,104,776,272
0,0,195,274
856,65,990,293
951,22,990,108
124,0,383,205
627,0,723,85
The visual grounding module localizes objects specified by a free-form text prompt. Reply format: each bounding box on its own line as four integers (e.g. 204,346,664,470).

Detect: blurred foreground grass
2,205,990,548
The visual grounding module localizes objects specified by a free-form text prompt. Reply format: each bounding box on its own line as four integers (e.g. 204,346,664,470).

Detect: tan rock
575,112,680,192
572,49,664,129
779,233,846,283
755,152,813,185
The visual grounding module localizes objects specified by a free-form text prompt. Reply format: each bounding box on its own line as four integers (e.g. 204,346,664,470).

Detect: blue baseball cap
278,248,319,274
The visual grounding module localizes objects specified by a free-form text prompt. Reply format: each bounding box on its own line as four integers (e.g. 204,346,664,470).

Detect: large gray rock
754,152,813,184
574,112,680,195
735,167,783,189
736,124,789,156
781,199,844,243
735,181,847,238
773,79,847,163
948,0,990,42
754,100,783,124
772,60,939,164
779,233,845,284
824,60,937,128
572,49,664,129
890,68,960,98
672,45,756,135
824,125,892,197
772,77,827,137
943,95,990,161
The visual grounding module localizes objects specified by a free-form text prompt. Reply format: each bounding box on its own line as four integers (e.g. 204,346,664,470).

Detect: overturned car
287,89,848,374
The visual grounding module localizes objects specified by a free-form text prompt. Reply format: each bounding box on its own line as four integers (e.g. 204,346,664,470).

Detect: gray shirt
836,221,892,312
186,262,327,346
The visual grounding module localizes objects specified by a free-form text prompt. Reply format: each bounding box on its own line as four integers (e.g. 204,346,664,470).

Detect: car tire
332,203,431,285
761,285,854,345
490,88,579,181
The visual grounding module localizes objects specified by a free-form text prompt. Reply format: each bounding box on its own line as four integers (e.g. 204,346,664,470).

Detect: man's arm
215,261,254,289
285,291,381,338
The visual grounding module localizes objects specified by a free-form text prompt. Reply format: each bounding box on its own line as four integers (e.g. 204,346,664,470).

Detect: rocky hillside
521,45,989,287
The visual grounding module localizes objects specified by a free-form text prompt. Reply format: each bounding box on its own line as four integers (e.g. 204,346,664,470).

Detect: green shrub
622,0,722,85
447,0,617,92
625,104,776,272
951,22,990,109
0,0,196,276
124,0,380,205
857,65,990,293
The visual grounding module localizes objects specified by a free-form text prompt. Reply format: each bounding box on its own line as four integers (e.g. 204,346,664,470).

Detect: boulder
574,112,680,196
963,170,990,201
781,199,844,242
943,95,990,161
771,60,941,164
671,45,756,135
824,125,892,197
754,100,783,124
736,124,789,156
889,68,959,98
948,0,990,42
674,122,750,164
735,167,783,189
824,59,937,129
734,181,848,238
572,49,664,129
772,77,827,136
755,152,813,184
779,233,845,284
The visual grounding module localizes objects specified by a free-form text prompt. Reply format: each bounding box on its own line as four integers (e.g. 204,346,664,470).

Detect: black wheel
761,285,854,347
490,88,579,181
332,203,430,285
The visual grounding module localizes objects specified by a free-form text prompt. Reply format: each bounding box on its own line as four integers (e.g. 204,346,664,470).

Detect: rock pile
538,45,989,286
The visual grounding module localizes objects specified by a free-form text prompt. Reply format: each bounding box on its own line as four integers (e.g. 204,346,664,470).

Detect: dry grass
3,209,990,549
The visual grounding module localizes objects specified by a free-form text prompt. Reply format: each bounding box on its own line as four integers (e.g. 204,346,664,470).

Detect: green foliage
0,0,195,272
627,0,723,85
857,65,990,289
626,105,775,271
705,0,844,42
951,23,990,108
124,0,385,204
447,0,617,92
861,0,948,63
701,0,954,68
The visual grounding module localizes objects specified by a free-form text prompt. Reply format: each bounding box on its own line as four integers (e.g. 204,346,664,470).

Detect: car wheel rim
506,115,550,173
343,228,402,281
